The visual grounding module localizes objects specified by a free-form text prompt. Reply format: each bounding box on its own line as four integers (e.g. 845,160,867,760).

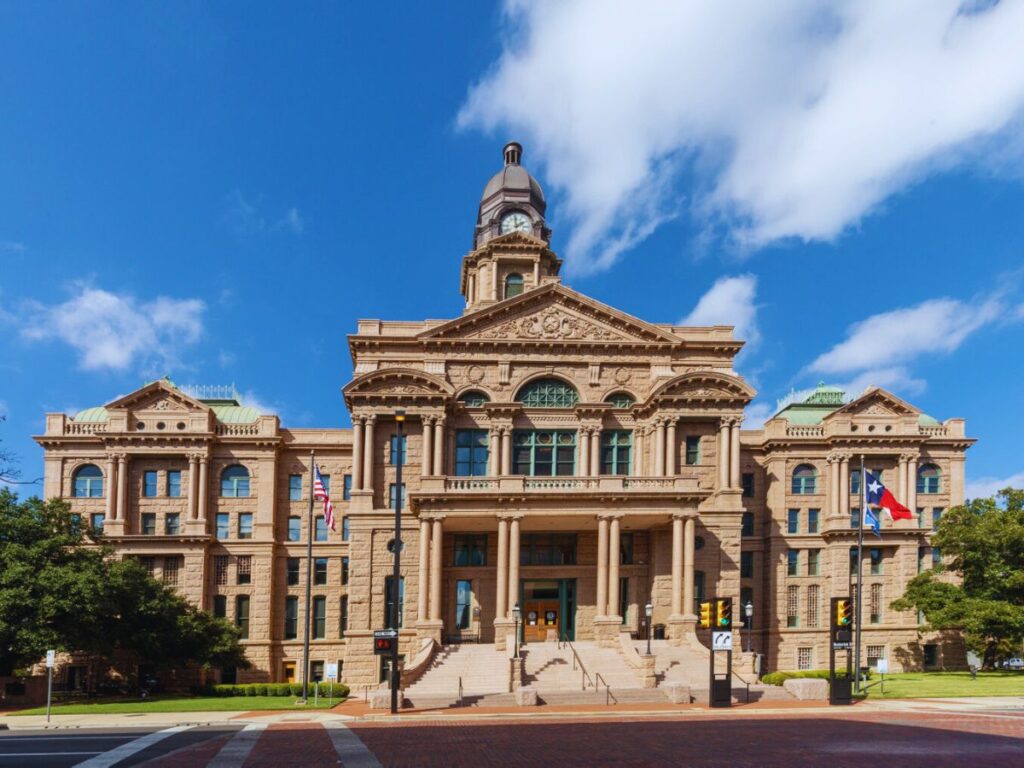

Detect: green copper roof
210,404,261,424
73,406,110,422
918,413,940,426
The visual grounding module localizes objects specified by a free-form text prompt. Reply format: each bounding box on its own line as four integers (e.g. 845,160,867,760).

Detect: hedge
192,682,350,698
761,669,871,686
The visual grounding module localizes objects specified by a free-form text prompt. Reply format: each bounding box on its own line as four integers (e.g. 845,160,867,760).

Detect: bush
290,683,303,697
255,684,269,696
272,683,289,696
762,669,870,686
245,684,258,696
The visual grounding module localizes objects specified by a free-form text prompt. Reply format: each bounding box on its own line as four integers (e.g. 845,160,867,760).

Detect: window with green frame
515,378,579,408
453,534,487,566
389,435,407,465
520,534,577,565
791,464,817,494
458,390,490,408
600,430,632,475
455,429,489,476
605,392,634,409
685,436,701,465
513,430,576,476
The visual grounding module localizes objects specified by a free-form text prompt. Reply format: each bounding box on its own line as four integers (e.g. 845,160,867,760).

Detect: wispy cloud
680,274,759,348
460,1,1024,273
742,401,774,429
224,190,306,236
21,284,205,372
965,470,1024,500
238,389,278,417
0,241,25,253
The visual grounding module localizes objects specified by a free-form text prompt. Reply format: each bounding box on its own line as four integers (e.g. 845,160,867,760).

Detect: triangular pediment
105,380,209,414
826,387,919,420
420,284,680,344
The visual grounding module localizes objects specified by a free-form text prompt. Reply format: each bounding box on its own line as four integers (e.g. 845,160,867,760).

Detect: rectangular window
284,596,298,640
740,551,753,578
741,472,754,498
289,474,302,501
787,549,799,576
167,470,182,498
287,516,301,542
213,595,227,618
388,484,407,511
932,508,943,530
339,596,349,637
343,474,352,500
90,513,105,533
797,647,812,670
849,547,859,575
141,513,156,535
807,549,820,576
807,584,820,628
237,555,252,585
918,546,927,573
850,507,860,529
143,470,158,498
319,474,330,494
787,509,799,534
238,513,253,540
313,596,326,639
870,583,882,624
512,430,577,476
932,547,942,568
600,430,632,475
453,534,487,566
808,509,820,534
455,579,473,629
619,577,629,624
236,596,250,639
684,436,701,465
165,513,180,535
620,533,634,565
139,556,155,576
341,556,349,585
163,556,181,585
315,516,328,541
216,513,230,540
214,555,229,586
869,548,882,575
384,576,405,629
867,645,885,669
287,557,300,586
520,534,578,566
314,557,328,585
741,512,754,537
342,517,350,541
787,585,799,628
389,434,407,465
455,429,490,477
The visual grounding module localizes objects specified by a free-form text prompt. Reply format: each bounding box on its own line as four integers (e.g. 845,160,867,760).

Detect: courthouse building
36,143,972,690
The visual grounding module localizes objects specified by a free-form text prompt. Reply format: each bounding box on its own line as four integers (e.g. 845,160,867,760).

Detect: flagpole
301,450,315,704
854,453,866,693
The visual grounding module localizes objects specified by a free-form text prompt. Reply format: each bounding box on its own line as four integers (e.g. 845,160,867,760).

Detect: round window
136,422,145,430
156,421,166,430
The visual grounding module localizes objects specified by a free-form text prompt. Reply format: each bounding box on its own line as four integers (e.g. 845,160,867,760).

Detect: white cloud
22,285,205,372
224,190,305,236
0,241,25,253
965,471,1024,500
280,207,305,234
680,274,759,347
832,367,927,399
238,390,278,417
459,0,1024,273
742,401,774,429
0,400,8,419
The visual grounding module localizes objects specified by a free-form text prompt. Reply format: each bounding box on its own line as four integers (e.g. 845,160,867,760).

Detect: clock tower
462,142,561,312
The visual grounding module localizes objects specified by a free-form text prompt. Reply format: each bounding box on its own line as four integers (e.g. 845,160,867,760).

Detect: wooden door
524,600,560,643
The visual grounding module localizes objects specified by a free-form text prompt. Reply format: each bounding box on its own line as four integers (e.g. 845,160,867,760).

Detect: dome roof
479,142,546,208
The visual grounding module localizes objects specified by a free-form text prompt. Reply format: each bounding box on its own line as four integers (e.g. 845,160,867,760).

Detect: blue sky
2,2,1023,496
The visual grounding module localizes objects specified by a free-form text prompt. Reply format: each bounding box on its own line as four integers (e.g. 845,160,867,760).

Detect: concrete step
534,688,667,706
405,692,517,709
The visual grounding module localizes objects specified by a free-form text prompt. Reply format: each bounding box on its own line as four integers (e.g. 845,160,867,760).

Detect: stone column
683,515,696,619
422,418,434,476
433,417,445,476
718,419,730,490
579,429,591,476
496,517,509,620
507,517,521,617
430,518,443,621
106,456,117,520
418,518,430,622
654,421,666,477
666,419,677,476
116,454,128,521
187,455,198,519
501,428,512,476
596,517,609,617
898,454,908,503
840,456,850,520
197,457,208,522
352,418,364,490
633,427,644,476
489,428,500,476
590,428,601,477
907,455,918,515
671,514,684,615
363,415,376,492
607,517,621,617
829,455,839,517
730,418,741,489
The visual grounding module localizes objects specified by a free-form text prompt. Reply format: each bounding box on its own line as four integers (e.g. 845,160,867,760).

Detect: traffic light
716,598,732,628
699,600,714,628
834,598,853,629
374,636,395,655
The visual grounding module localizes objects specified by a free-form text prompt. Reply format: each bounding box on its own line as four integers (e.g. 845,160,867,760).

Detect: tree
0,489,249,677
892,488,1024,669
0,415,22,484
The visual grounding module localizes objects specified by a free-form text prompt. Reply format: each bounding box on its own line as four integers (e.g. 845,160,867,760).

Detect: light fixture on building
645,602,654,656
745,601,754,653
512,602,522,659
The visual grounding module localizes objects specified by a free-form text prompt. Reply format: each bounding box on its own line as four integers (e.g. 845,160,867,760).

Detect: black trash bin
653,624,666,640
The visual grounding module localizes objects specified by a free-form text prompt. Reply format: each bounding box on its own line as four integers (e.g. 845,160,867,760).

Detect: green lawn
858,671,1024,699
12,695,345,715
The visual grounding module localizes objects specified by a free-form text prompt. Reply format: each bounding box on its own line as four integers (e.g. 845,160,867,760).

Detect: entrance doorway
520,579,576,643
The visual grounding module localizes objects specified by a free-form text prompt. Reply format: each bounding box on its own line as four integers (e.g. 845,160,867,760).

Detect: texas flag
864,470,913,522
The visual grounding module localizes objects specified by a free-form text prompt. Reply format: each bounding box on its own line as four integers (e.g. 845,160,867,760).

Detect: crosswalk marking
323,722,383,768
207,722,267,767
73,725,191,767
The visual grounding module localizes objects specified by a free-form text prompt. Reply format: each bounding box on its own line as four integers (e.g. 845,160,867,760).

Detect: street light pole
744,601,753,653
513,603,521,659
390,409,405,715
645,603,653,656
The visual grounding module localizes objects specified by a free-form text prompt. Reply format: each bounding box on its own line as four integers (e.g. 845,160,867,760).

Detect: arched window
917,463,941,494
516,378,579,408
221,465,250,498
504,273,524,299
458,390,490,408
791,464,817,495
73,464,103,498
605,392,635,409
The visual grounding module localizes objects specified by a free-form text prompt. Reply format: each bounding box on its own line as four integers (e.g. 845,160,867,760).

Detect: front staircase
403,644,514,708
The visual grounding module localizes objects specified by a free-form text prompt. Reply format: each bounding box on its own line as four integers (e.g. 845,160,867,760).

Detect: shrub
290,683,303,697
762,669,870,686
245,684,258,696
256,684,269,696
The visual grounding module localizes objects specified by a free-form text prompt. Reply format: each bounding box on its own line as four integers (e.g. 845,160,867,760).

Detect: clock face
500,211,532,235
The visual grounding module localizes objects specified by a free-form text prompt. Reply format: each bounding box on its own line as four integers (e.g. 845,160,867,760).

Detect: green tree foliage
892,488,1024,669
0,489,249,675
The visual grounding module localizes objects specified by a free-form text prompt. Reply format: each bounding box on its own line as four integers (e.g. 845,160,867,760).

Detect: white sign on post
46,650,55,668
325,662,338,680
712,631,733,651
876,659,888,674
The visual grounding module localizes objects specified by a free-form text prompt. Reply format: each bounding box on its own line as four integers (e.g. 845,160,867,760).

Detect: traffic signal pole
854,454,867,693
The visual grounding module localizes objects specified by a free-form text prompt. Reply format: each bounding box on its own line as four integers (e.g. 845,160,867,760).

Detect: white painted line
73,725,191,767
207,722,267,768
1,753,101,757
323,722,382,768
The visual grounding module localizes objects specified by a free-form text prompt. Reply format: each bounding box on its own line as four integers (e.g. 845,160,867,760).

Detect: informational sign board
325,662,339,680
374,629,398,639
832,641,852,650
712,631,733,651
876,659,888,674
46,650,55,668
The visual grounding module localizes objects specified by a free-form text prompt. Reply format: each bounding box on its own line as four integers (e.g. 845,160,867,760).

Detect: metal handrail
730,670,752,704
593,672,617,705
458,675,463,707
558,633,595,690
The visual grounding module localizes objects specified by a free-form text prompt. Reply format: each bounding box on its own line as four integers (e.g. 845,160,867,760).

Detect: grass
858,671,1024,699
11,695,345,715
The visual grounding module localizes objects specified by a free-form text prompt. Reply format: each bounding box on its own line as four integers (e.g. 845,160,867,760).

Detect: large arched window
791,464,817,495
516,378,579,408
73,464,103,498
604,392,635,409
917,463,941,494
221,465,251,498
504,273,524,299
458,390,490,408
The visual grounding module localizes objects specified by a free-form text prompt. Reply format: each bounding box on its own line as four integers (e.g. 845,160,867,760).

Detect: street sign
373,629,398,639
832,641,852,650
876,659,888,674
325,662,338,680
712,631,733,651
45,650,55,668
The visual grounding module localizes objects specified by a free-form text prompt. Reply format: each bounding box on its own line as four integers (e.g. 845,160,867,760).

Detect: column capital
900,451,918,463
597,512,625,521
364,413,377,424
671,509,698,520
826,451,842,465
421,513,447,523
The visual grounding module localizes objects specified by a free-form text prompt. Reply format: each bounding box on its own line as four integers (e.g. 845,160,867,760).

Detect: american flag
313,464,335,531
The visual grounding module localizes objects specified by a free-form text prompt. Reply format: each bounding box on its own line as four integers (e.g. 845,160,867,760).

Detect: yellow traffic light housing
835,599,853,628
699,600,714,628
716,598,732,628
